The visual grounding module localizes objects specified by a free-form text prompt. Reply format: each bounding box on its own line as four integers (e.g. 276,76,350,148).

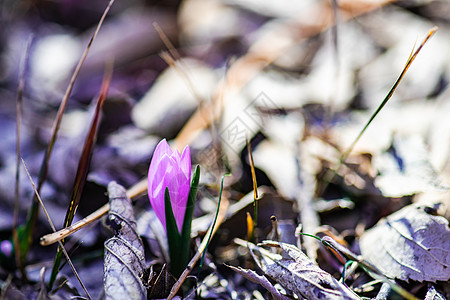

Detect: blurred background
0,0,449,298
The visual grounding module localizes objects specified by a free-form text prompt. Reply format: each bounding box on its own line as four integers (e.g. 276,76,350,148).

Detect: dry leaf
248,240,360,300
425,286,446,300
360,203,450,282
104,182,147,300
226,264,291,300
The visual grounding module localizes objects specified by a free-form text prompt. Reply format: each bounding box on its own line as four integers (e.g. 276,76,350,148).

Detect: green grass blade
199,173,230,270
179,165,200,271
165,188,182,278
340,27,437,163
318,27,437,195
321,236,419,300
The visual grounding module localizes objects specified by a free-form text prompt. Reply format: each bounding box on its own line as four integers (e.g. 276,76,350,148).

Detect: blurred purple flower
148,139,191,233
0,240,12,257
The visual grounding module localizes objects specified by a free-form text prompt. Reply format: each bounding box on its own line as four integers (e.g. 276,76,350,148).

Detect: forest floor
0,0,449,299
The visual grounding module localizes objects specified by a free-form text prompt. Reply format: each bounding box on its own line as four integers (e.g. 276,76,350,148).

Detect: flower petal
165,164,190,232
148,153,172,229
180,145,191,179
148,139,172,183
147,139,192,233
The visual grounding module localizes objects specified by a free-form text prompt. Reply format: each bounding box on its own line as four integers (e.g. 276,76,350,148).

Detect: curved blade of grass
167,174,230,300
21,0,115,269
340,26,437,163
179,165,200,274
321,236,419,300
49,65,112,289
298,233,419,300
165,188,183,278
199,173,230,269
320,26,437,194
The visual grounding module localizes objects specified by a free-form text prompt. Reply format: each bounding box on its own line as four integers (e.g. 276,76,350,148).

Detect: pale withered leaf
425,286,446,300
226,263,290,300
104,181,147,300
248,240,360,300
360,203,450,282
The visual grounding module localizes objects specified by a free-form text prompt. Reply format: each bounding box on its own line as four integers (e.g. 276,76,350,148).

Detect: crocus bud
148,139,191,233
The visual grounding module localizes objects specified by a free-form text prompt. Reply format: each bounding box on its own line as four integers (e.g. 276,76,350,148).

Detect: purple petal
171,148,181,162
147,139,192,234
165,164,190,232
148,153,172,229
148,139,172,183
180,146,191,179
154,139,172,158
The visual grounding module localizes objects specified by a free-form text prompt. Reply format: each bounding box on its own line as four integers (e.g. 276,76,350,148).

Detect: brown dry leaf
247,240,360,300
360,202,450,282
104,182,147,300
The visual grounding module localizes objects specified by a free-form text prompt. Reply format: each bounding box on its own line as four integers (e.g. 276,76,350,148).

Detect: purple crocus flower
148,139,191,233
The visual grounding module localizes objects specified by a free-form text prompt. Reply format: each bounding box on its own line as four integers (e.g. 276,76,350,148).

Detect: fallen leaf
104,181,147,300
247,240,360,299
425,285,446,300
360,202,450,282
226,263,291,300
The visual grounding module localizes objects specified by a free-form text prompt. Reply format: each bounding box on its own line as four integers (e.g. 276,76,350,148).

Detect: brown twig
40,179,147,246
22,159,92,300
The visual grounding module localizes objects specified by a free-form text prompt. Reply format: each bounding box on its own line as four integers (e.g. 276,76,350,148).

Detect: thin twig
40,179,147,246
26,0,115,254
155,22,206,110
21,159,92,300
153,22,181,62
